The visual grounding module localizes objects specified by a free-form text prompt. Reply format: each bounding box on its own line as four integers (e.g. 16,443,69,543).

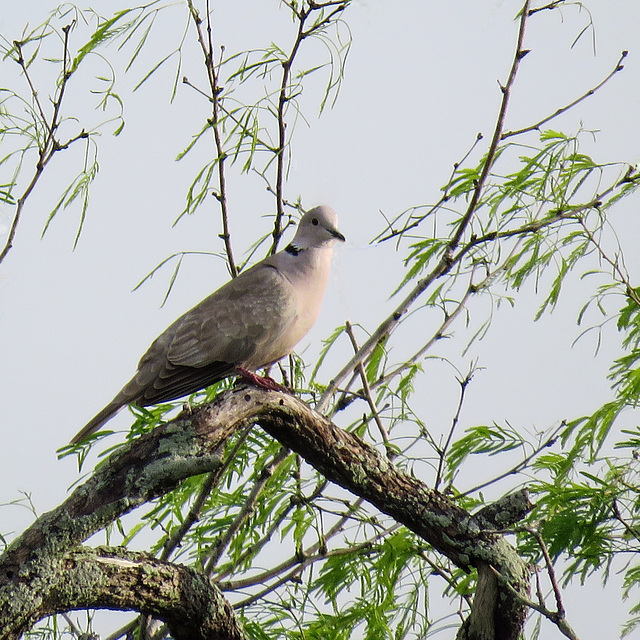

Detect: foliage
2,1,640,639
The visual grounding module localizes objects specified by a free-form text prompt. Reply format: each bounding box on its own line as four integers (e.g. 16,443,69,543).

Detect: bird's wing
117,264,298,408
145,263,298,370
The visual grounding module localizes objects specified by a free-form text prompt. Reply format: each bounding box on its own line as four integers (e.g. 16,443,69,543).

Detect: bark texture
0,386,532,639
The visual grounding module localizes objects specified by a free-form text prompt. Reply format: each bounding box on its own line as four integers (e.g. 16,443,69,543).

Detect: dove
70,205,345,444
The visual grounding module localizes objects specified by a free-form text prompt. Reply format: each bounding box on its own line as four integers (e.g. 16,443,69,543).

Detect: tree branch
317,0,532,411
2,386,532,638
0,546,246,640
501,50,628,140
270,1,349,252
186,0,236,276
0,26,86,264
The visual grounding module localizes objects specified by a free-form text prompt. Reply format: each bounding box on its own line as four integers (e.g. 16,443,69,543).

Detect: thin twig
419,550,473,609
227,494,369,587
434,366,474,490
447,0,532,256
104,620,136,640
613,499,640,543
212,490,308,581
576,213,640,307
460,421,565,497
528,1,564,14
502,51,627,139
230,523,397,608
270,1,348,252
375,132,484,244
317,0,532,413
186,0,236,276
448,174,633,276
272,10,306,250
0,24,81,264
203,446,291,574
372,286,475,391
160,425,253,561
488,564,581,640
523,526,565,617
61,612,84,639
493,525,583,640
370,236,524,398
344,321,394,458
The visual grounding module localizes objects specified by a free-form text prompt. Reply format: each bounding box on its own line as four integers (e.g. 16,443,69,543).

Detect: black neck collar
285,243,305,256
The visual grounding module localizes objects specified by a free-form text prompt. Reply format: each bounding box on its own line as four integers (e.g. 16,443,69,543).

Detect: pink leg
236,367,290,392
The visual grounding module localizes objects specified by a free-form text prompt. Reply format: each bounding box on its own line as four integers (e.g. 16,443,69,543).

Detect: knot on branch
475,489,534,530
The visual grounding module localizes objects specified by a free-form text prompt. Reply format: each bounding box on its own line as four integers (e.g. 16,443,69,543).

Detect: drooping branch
245,388,532,640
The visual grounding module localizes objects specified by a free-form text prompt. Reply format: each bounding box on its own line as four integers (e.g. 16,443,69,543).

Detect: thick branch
1,387,531,639
213,387,532,639
0,546,245,640
0,428,227,587
0,411,243,635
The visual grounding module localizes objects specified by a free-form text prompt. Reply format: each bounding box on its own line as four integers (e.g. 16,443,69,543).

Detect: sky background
1,0,640,637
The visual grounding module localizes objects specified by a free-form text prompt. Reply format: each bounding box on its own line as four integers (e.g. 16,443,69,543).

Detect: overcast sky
1,1,640,637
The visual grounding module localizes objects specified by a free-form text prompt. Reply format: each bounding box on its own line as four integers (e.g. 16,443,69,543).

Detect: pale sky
1,1,640,637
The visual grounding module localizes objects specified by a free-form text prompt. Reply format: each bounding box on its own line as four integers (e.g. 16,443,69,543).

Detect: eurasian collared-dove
70,205,345,444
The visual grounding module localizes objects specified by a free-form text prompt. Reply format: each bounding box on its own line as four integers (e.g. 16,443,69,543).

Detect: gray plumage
71,205,345,444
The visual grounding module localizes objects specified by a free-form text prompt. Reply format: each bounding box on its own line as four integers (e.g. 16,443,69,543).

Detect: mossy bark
0,386,531,639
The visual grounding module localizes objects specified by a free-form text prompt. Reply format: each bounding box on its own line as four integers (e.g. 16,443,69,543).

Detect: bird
70,205,345,444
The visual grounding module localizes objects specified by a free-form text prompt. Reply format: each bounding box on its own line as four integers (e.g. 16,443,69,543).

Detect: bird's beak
331,228,346,242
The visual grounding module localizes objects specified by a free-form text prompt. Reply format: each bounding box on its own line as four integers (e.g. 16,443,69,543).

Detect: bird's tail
70,400,124,445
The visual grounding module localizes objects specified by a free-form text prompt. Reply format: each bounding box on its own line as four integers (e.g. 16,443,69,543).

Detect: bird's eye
311,218,319,226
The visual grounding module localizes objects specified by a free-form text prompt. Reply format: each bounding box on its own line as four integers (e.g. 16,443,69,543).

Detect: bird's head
291,205,346,251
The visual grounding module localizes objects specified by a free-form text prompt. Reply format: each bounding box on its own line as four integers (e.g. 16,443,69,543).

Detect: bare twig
375,132,484,244
524,526,565,617
490,524,582,640
502,51,628,139
104,620,136,640
434,366,474,490
528,1,564,14
272,10,306,250
344,321,394,458
221,490,369,587
186,0,236,276
488,564,581,640
270,1,348,252
447,1,532,255
61,612,84,639
0,24,87,264
212,493,302,581
317,0,532,413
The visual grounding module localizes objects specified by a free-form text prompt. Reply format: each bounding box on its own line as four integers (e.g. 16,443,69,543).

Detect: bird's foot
236,367,291,393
